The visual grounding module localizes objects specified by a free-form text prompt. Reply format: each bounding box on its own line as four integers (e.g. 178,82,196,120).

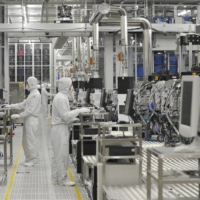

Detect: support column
4,4,9,102
104,34,113,90
50,43,54,94
4,33,9,102
115,34,121,88
53,49,57,93
197,6,200,24
0,6,3,89
128,34,134,77
188,42,193,71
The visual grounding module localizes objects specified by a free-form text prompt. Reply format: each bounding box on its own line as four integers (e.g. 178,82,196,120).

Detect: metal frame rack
102,141,200,200
9,43,51,84
71,112,109,167
147,147,200,200
96,123,142,200
3,109,13,165
80,121,99,180
0,112,8,185
71,112,109,200
97,122,143,182
71,123,81,166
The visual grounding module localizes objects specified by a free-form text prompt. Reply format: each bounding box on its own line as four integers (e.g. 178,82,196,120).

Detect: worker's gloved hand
11,114,20,120
4,104,12,109
72,117,80,123
79,107,90,114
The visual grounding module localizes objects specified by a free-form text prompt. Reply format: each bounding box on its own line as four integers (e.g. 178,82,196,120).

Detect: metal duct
82,42,86,70
100,17,152,80
72,37,76,69
120,15,128,74
90,3,128,75
77,37,82,71
87,37,91,73
93,23,99,72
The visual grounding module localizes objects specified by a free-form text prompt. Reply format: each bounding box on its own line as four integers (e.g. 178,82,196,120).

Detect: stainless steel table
147,147,200,200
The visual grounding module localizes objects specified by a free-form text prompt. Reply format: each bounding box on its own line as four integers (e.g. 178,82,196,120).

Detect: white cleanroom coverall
41,83,54,118
9,77,41,166
51,77,90,186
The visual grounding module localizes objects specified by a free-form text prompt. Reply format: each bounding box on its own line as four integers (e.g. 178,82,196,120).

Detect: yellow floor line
49,118,83,200
4,143,22,200
68,167,83,200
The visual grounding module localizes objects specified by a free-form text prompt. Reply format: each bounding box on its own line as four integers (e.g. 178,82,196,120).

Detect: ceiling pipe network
89,3,128,76
100,17,152,80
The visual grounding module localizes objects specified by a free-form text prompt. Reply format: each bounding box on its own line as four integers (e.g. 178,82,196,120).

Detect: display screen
100,89,106,107
181,81,192,126
124,89,133,115
0,89,3,99
85,89,90,104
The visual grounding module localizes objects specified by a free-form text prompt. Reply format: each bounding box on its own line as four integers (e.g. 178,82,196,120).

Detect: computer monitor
0,89,3,99
124,89,134,116
75,89,79,100
85,89,91,104
100,88,106,108
179,76,200,138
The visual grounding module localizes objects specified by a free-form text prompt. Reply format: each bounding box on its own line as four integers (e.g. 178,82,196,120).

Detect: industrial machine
174,75,200,153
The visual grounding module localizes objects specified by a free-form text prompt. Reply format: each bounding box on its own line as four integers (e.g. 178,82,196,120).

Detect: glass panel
25,67,32,81
17,66,24,82
9,44,15,81
9,44,15,65
34,44,41,66
25,44,33,65
35,67,41,83
43,44,49,65
43,66,49,82
9,68,15,82
17,44,24,65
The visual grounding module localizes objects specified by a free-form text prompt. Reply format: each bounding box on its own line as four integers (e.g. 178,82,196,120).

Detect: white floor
0,114,90,200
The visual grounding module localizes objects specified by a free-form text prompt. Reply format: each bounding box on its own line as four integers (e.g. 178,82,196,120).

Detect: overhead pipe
72,37,76,61
82,42,86,70
72,37,77,71
100,17,152,81
93,23,99,74
77,37,82,71
76,37,86,82
89,3,128,76
87,37,91,74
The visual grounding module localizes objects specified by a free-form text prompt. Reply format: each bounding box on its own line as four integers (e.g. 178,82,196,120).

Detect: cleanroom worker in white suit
41,83,54,118
51,77,90,186
5,76,41,167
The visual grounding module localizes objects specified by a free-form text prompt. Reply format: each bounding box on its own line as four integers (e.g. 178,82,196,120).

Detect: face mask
26,85,30,91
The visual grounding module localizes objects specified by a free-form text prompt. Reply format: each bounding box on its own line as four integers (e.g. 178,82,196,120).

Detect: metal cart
0,108,14,165
147,147,200,200
97,122,143,200
0,112,8,185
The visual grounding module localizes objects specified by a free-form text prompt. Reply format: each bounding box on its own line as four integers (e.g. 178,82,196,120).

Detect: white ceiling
8,4,57,23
